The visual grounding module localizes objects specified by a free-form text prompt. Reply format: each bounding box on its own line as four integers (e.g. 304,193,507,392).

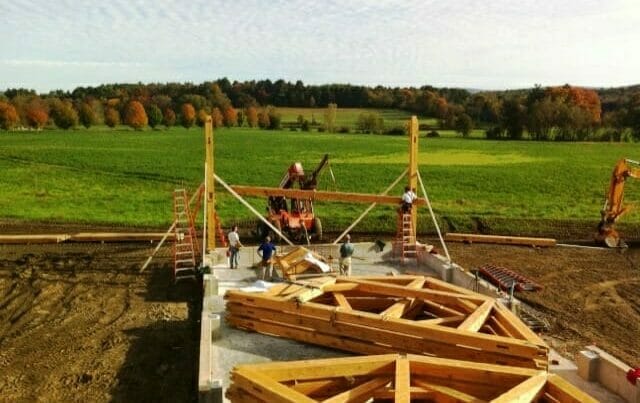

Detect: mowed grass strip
1,126,639,231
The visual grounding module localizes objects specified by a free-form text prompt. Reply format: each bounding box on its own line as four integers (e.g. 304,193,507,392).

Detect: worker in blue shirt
257,236,277,281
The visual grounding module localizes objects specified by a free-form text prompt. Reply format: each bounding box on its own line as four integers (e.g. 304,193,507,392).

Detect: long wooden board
444,233,556,247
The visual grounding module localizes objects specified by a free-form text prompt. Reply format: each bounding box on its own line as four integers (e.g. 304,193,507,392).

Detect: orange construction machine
596,158,640,247
256,154,329,243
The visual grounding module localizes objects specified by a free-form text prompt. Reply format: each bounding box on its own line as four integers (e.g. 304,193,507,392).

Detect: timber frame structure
227,353,596,403
225,274,549,370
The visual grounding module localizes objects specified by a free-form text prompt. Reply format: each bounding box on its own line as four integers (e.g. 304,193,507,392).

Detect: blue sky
1,0,639,92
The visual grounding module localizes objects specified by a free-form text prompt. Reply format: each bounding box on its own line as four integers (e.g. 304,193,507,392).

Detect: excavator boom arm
597,158,640,246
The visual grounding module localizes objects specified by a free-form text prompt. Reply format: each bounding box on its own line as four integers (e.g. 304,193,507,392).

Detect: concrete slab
200,240,627,403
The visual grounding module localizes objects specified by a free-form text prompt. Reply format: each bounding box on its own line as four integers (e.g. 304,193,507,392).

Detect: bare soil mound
446,242,640,366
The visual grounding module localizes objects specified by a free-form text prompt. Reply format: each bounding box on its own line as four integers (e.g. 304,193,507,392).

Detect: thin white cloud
1,0,639,91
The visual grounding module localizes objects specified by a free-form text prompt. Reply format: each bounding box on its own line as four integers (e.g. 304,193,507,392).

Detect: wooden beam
444,233,556,247
233,351,397,381
412,379,483,403
233,367,315,403
545,374,599,403
332,293,352,310
408,116,419,237
204,116,216,252
457,300,494,333
321,377,391,403
394,356,410,403
491,372,547,403
230,185,427,206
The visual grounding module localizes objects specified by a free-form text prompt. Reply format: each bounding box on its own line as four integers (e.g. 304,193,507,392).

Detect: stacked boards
225,275,548,370
227,354,596,403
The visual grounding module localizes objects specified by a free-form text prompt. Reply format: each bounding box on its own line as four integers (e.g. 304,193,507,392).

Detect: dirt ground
445,241,640,367
1,223,639,402
0,241,199,402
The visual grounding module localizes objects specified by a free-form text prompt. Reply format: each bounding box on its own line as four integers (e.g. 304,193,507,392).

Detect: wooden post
408,116,419,237
205,116,216,252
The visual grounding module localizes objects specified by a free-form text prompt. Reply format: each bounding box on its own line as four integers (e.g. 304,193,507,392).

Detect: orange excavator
596,158,640,247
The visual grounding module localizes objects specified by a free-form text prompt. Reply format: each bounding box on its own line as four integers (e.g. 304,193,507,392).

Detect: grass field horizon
1,123,639,238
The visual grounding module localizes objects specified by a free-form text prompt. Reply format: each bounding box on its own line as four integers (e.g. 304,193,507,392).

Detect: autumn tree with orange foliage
25,100,49,129
196,109,208,127
245,106,258,128
181,103,196,128
104,107,120,128
223,106,238,127
124,101,148,130
0,101,19,130
546,85,601,124
163,108,176,127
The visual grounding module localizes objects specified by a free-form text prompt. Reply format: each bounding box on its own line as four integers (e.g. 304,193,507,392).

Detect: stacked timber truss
225,275,549,370
227,353,596,403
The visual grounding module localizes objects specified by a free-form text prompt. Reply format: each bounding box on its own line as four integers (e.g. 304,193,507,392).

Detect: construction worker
257,236,277,281
227,225,242,269
339,234,354,276
401,186,417,213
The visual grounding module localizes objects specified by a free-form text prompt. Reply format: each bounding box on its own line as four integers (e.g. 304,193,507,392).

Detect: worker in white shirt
227,225,242,269
401,186,417,213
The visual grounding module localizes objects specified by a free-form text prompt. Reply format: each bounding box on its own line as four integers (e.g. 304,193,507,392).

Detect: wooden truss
227,353,596,403
225,275,548,370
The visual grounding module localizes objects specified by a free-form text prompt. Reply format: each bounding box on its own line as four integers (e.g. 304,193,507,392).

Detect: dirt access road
0,242,199,402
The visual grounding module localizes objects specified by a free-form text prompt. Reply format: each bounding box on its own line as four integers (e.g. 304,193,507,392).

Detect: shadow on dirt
110,264,201,402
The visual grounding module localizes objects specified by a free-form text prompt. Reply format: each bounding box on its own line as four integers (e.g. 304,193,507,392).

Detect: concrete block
577,350,600,382
209,313,221,340
441,263,453,282
587,345,638,402
203,274,219,297
198,379,222,403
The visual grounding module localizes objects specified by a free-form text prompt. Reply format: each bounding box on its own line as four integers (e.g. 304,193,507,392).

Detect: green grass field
1,124,639,236
277,107,440,128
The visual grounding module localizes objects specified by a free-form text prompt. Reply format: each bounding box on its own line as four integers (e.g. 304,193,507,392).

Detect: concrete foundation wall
577,346,640,403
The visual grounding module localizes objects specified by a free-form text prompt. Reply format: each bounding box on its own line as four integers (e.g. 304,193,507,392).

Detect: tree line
1,79,639,141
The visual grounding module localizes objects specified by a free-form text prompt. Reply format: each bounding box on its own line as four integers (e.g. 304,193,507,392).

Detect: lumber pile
273,246,333,279
0,234,70,244
445,233,556,247
225,275,549,370
227,353,596,403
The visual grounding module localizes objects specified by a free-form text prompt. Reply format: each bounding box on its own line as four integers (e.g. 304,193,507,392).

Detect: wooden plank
491,372,547,403
322,283,359,293
492,302,546,345
371,386,434,400
412,379,484,403
394,356,410,403
407,354,539,382
545,374,599,403
444,233,556,247
417,316,466,326
234,354,397,381
421,299,465,317
457,300,494,333
0,234,70,244
69,232,167,242
332,293,352,310
340,278,490,306
233,367,316,403
230,185,428,206
321,377,391,403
